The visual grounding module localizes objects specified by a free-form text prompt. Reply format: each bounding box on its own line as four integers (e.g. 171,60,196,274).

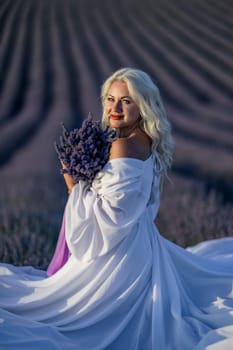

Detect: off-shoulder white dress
0,156,233,349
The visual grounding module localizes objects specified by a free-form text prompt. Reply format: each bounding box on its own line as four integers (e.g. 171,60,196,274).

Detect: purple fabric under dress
47,210,70,276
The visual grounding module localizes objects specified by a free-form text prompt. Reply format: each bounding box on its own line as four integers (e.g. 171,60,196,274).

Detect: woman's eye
122,99,131,104
106,96,114,102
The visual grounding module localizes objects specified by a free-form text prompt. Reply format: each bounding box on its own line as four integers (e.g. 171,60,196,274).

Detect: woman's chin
109,120,123,129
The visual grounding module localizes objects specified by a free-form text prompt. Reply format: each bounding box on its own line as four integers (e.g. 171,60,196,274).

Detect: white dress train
0,155,233,349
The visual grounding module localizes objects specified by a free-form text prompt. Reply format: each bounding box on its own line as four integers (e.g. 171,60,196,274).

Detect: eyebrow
107,94,132,99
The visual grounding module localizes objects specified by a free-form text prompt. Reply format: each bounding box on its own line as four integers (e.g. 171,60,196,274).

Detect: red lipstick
110,114,124,120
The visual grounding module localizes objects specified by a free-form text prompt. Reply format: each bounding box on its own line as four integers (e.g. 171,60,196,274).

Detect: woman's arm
61,162,75,194
65,157,149,262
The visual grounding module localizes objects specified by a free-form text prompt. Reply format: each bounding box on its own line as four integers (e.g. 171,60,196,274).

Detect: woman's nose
112,100,122,112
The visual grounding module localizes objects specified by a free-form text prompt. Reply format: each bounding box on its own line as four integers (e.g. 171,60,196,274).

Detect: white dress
0,155,233,350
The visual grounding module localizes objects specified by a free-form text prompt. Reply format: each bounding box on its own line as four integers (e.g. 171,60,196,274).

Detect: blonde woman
1,68,233,350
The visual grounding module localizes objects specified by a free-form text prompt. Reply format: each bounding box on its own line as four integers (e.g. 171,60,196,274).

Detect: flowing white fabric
0,156,233,350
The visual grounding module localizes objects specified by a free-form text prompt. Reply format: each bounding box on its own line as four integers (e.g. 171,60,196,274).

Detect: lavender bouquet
55,114,116,185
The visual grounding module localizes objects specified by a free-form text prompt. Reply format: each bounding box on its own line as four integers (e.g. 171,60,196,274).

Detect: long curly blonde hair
101,68,174,176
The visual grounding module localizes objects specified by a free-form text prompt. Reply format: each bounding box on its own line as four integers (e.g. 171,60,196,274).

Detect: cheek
127,106,140,118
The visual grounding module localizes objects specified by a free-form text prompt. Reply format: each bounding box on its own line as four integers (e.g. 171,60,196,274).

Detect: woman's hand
61,162,75,194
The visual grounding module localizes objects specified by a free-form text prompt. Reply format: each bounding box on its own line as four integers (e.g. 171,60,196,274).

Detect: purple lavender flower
55,114,116,185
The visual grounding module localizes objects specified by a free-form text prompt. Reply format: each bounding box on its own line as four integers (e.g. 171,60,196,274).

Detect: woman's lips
110,114,124,120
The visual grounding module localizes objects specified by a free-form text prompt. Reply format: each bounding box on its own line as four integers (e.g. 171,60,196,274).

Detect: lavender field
0,0,232,269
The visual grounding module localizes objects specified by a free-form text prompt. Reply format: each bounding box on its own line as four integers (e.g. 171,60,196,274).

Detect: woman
0,68,233,349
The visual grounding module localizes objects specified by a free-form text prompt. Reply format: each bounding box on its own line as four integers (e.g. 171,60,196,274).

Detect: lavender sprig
55,114,117,185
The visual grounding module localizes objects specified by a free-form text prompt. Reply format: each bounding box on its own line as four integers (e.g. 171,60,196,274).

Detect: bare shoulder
109,132,151,161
